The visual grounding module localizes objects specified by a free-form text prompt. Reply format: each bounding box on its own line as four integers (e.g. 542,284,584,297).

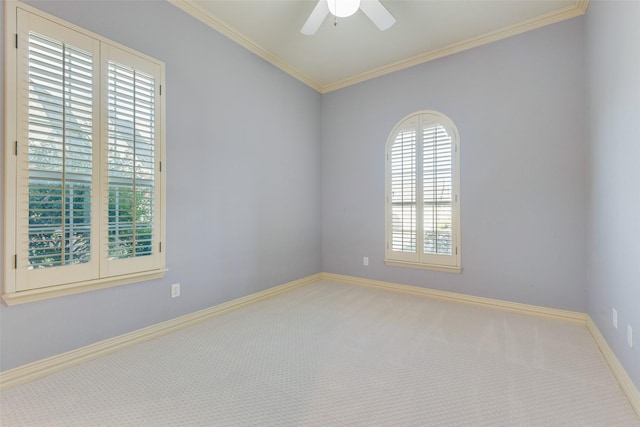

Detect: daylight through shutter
423,124,453,255
390,130,417,253
386,111,460,271
7,6,165,298
107,61,156,260
27,32,94,269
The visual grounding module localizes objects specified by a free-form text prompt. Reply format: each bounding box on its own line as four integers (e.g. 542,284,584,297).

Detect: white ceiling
168,0,587,92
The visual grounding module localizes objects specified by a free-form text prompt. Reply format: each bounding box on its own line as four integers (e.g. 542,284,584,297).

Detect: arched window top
385,110,461,272
386,111,459,148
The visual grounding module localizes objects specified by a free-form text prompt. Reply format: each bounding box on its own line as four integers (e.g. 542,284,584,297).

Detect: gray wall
321,17,588,312
0,0,322,371
585,0,640,389
2,0,636,390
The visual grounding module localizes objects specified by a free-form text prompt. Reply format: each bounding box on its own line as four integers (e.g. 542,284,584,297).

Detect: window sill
384,259,462,273
2,269,167,306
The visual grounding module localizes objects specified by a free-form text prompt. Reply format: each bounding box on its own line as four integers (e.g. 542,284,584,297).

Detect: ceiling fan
301,0,396,35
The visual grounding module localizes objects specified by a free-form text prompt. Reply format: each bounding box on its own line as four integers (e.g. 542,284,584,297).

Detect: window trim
384,110,462,273
3,1,166,305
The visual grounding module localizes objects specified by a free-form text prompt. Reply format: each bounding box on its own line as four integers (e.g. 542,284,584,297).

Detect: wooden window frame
385,111,462,273
3,1,166,305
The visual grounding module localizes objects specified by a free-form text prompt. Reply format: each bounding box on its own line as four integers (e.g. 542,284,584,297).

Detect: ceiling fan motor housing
328,0,361,18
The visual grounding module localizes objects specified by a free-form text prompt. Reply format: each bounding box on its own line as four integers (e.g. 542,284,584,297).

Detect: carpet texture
1,280,638,426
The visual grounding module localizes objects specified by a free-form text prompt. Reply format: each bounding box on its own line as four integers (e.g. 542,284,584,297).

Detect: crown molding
168,0,588,94
575,0,590,14
322,0,590,92
167,0,322,92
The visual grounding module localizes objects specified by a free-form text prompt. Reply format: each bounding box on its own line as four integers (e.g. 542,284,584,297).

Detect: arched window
385,111,461,272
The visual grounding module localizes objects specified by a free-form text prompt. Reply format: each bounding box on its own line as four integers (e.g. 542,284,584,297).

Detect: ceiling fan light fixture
327,0,361,18
301,0,394,35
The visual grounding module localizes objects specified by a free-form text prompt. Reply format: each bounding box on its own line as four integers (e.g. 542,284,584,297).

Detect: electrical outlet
171,283,181,298
627,325,633,348
363,257,369,266
613,308,618,329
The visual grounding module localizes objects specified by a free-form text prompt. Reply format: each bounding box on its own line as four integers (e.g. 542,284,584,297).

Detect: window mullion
132,71,138,256
61,43,68,265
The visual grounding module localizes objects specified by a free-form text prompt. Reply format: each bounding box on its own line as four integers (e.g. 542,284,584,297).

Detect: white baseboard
323,273,640,417
0,273,322,391
322,273,587,323
586,316,640,418
3,270,638,421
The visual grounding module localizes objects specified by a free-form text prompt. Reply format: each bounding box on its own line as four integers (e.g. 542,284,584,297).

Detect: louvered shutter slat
107,61,155,260
7,6,166,296
423,124,453,255
386,112,459,270
390,130,417,253
26,32,94,269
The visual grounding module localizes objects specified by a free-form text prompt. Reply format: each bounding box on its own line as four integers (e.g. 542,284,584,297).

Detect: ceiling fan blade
301,0,330,35
360,0,396,31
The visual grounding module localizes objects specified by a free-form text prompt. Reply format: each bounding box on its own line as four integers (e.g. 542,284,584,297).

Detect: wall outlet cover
171,283,181,298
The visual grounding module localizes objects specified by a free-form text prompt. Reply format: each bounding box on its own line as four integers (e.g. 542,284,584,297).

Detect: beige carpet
1,280,638,426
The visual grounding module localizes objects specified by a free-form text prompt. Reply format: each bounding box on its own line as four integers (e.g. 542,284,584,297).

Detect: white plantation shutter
386,111,461,271
390,128,417,254
423,124,453,256
107,62,155,259
15,11,100,290
101,46,163,277
6,4,165,300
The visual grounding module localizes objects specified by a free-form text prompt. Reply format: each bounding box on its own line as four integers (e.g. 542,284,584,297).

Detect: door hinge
159,84,162,96
159,242,162,253
455,247,458,255
159,161,162,172
15,141,18,156
14,254,17,269
15,34,18,49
